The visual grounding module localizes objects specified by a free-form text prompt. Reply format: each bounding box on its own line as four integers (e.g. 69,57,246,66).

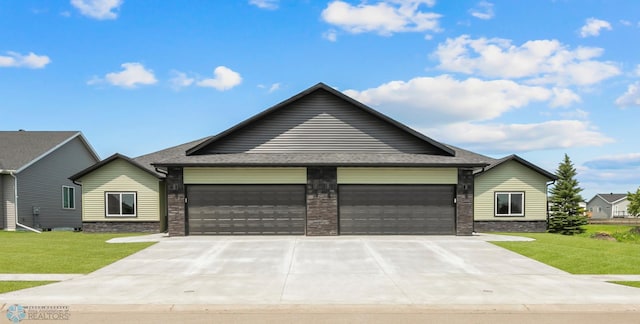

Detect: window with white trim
62,186,75,209
495,192,524,216
105,192,137,217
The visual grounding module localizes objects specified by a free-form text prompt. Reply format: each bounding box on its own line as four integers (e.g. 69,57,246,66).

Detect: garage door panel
339,185,455,235
187,185,306,235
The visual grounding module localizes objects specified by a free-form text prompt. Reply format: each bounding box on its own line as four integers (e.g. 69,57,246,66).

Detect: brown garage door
187,185,306,235
339,185,455,235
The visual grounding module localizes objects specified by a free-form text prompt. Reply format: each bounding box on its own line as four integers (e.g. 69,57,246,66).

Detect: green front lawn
0,231,154,274
491,229,640,274
611,281,640,288
578,224,640,244
0,281,55,294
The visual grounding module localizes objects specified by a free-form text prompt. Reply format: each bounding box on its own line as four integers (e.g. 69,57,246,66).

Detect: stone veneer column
456,168,474,235
167,166,186,236
306,167,338,236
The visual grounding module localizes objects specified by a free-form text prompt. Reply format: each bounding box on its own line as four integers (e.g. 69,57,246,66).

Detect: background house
72,83,557,235
0,131,99,231
587,193,630,219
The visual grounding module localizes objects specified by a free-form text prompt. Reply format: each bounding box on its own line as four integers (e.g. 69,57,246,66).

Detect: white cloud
550,87,581,107
635,64,640,77
344,75,551,124
268,83,281,93
615,82,640,107
196,66,242,91
71,0,123,20
0,51,51,69
90,62,157,88
249,0,278,10
258,83,282,93
323,29,338,42
469,1,494,20
433,35,620,86
620,20,632,27
580,18,612,38
426,120,613,153
344,75,613,152
321,0,441,36
169,70,194,90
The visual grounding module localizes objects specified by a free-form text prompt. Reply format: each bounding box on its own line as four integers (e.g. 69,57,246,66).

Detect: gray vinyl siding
612,199,630,217
588,196,611,219
16,137,98,228
198,89,446,154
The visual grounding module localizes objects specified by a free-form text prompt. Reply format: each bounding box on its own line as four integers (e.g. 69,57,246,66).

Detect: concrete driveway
3,235,640,305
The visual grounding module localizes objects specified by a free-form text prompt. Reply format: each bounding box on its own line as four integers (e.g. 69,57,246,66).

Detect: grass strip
0,231,154,274
0,281,56,294
491,232,640,274
609,281,640,288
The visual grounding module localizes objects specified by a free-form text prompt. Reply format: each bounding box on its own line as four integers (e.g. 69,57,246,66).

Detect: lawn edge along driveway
490,232,640,275
0,231,155,274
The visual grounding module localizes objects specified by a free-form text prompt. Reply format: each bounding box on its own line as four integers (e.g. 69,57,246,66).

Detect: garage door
187,185,306,235
339,185,455,235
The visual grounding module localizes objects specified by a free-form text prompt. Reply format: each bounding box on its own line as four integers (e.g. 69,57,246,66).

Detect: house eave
153,162,489,168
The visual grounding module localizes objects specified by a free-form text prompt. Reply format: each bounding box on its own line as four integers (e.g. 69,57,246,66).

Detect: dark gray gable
189,84,454,156
0,131,82,170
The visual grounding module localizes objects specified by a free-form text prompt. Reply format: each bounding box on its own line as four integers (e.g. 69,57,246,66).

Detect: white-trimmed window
495,192,524,216
105,192,137,217
62,186,75,209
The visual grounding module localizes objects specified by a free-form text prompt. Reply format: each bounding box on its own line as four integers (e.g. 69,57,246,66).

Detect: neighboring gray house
0,131,100,231
587,193,630,219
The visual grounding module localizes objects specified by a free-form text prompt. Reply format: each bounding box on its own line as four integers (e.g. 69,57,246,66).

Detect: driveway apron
3,235,640,305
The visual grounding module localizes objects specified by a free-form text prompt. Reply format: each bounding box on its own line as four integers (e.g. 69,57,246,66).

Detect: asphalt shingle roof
0,131,79,171
133,137,213,174
598,193,627,203
152,149,493,167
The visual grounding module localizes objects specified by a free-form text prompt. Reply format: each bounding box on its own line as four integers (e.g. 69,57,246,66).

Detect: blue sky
2,0,640,199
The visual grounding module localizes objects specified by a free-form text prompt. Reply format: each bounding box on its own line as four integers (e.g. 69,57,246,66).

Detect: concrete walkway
3,235,640,306
0,274,83,281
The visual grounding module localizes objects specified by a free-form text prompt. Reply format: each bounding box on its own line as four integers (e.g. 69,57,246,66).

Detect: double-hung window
62,186,75,209
495,192,524,216
105,192,137,217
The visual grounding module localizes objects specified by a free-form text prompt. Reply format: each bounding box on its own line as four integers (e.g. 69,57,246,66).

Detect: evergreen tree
627,187,640,217
548,154,588,235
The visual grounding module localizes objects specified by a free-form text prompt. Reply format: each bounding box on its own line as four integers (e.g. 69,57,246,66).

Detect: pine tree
548,154,588,235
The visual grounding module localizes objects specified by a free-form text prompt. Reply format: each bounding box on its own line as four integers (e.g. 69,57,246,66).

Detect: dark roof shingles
598,193,627,203
0,131,78,170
